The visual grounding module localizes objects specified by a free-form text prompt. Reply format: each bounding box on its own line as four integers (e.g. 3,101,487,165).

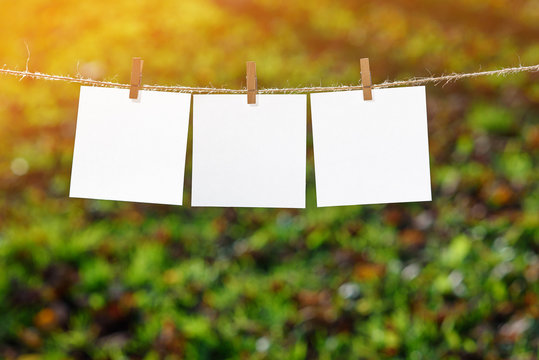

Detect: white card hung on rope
310,86,432,207
70,86,191,205
191,94,307,208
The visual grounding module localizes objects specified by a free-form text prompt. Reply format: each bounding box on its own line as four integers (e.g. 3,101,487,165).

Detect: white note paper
192,95,306,208
70,86,191,205
310,86,431,207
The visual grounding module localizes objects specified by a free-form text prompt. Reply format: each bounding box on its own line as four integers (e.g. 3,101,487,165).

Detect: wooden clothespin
129,57,144,99
360,58,372,101
246,61,257,104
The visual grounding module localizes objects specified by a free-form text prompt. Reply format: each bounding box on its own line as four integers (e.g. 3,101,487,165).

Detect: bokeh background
1,0,538,359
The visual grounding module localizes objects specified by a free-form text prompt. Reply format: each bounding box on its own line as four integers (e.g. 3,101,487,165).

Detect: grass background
0,0,538,359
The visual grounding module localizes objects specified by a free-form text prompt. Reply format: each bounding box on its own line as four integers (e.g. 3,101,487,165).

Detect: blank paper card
70,86,191,205
310,86,431,207
192,94,306,208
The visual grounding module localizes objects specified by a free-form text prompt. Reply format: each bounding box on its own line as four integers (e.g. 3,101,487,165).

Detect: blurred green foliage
0,0,538,359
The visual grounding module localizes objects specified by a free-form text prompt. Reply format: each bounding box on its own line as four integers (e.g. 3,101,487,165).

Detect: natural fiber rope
0,64,538,94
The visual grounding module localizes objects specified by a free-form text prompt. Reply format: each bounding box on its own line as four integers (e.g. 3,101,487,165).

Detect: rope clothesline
0,64,538,94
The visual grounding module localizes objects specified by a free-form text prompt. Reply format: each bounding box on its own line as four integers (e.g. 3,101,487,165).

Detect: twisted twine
1,64,538,94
